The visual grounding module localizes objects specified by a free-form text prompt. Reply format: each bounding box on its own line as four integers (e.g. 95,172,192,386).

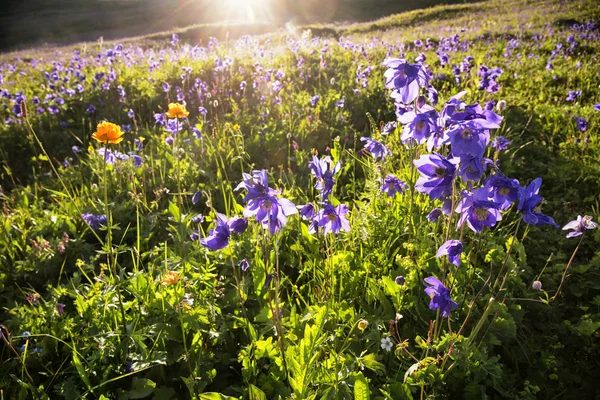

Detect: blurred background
0,0,474,51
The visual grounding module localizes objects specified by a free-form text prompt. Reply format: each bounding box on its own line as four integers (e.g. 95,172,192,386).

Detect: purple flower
566,90,581,102
82,213,107,231
229,217,248,234
360,137,392,161
310,95,320,106
239,259,250,272
192,191,202,205
198,106,208,116
424,276,457,317
414,153,458,200
484,175,521,210
594,104,600,111
165,136,174,146
308,156,341,199
491,136,511,151
191,214,204,224
436,240,463,267
297,203,315,220
131,154,143,168
380,174,408,197
398,110,438,145
458,156,490,182
383,58,429,104
517,178,559,228
316,204,350,234
127,109,134,119
86,104,96,115
427,208,443,222
72,146,82,153
446,121,490,158
395,276,405,285
381,121,397,135
154,113,167,126
57,303,65,316
574,116,587,132
200,213,230,251
456,187,502,232
562,215,597,238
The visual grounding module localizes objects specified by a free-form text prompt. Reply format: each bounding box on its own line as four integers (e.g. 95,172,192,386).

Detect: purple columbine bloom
436,240,463,267
57,303,65,316
191,214,204,224
381,121,397,135
594,104,600,111
199,214,230,250
86,104,96,114
360,137,392,161
562,215,598,238
383,58,429,104
427,208,443,222
198,107,207,116
456,187,502,232
297,203,315,220
424,276,457,317
72,145,82,153
239,259,250,272
574,116,587,132
395,276,405,285
131,154,143,168
450,103,503,129
308,155,340,199
414,153,458,200
458,156,490,182
566,90,581,102
310,95,320,106
446,121,490,158
484,175,521,210
398,110,438,145
316,204,350,234
192,191,202,205
190,232,199,241
229,217,248,234
82,213,107,231
380,174,408,197
491,136,510,151
517,178,559,228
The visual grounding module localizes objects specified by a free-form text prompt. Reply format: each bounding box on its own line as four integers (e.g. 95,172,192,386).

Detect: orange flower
161,270,180,286
92,121,125,144
165,102,189,119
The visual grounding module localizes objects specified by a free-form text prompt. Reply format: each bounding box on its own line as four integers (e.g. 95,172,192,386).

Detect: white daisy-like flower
381,337,394,352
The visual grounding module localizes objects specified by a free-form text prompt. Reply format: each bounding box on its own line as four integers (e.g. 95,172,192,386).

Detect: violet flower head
414,153,458,200
200,213,231,251
594,104,600,111
566,90,581,102
398,110,438,145
484,175,521,210
574,116,587,132
458,156,490,182
456,187,502,233
382,58,429,104
360,137,392,161
436,240,463,267
380,174,408,197
424,276,458,317
491,136,511,151
239,259,250,272
427,208,443,222
297,203,315,220
316,203,350,234
82,213,107,231
308,155,341,199
446,121,490,158
517,178,559,228
192,191,202,205
562,215,598,238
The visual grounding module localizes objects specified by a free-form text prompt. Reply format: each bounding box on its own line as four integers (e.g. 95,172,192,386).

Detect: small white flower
381,337,394,352
396,313,404,321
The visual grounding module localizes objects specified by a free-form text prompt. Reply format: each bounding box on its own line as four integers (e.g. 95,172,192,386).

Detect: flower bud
532,280,542,291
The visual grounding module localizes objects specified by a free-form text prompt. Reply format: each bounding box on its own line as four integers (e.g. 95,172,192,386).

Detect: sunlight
220,0,271,23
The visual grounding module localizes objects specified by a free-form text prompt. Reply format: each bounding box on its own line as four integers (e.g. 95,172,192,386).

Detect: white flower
381,337,394,352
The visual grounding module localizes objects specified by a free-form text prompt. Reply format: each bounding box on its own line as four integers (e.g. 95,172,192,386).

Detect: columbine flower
395,276,405,285
165,102,189,119
458,156,490,182
239,259,250,271
424,276,457,317
92,121,124,144
316,204,350,234
566,90,581,102
446,121,490,158
297,203,315,220
382,58,429,104
436,240,463,267
360,137,392,161
82,213,107,231
200,213,247,251
427,208,443,222
380,174,408,197
562,215,598,238
491,136,511,151
308,155,341,199
57,303,65,316
484,175,520,210
414,153,458,200
381,337,394,352
456,187,502,233
517,178,559,228
574,116,587,132
398,110,438,145
236,170,297,234
192,191,202,205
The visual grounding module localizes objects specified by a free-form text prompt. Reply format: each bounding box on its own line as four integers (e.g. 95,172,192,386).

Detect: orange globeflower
165,102,189,119
92,121,125,144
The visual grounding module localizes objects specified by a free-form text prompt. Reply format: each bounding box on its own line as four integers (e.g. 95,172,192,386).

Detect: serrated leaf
354,372,370,400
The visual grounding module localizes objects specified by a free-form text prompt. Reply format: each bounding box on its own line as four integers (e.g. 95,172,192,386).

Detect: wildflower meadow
0,0,599,398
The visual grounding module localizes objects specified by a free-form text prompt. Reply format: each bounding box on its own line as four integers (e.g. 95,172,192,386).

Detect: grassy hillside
0,0,599,398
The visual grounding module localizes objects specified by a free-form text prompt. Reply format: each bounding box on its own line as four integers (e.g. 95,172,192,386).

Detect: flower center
327,213,337,222
498,187,510,196
264,200,272,211
473,207,489,221
435,167,447,178
416,120,426,131
460,127,473,140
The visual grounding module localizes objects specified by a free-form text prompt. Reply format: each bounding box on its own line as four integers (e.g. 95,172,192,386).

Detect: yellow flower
357,319,369,331
233,124,240,131
92,121,124,144
161,270,180,286
165,102,189,119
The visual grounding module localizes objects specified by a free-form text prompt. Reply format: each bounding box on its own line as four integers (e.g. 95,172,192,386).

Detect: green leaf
361,353,386,376
168,201,181,222
199,393,237,400
248,384,267,400
354,372,370,400
128,378,156,399
71,345,92,390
